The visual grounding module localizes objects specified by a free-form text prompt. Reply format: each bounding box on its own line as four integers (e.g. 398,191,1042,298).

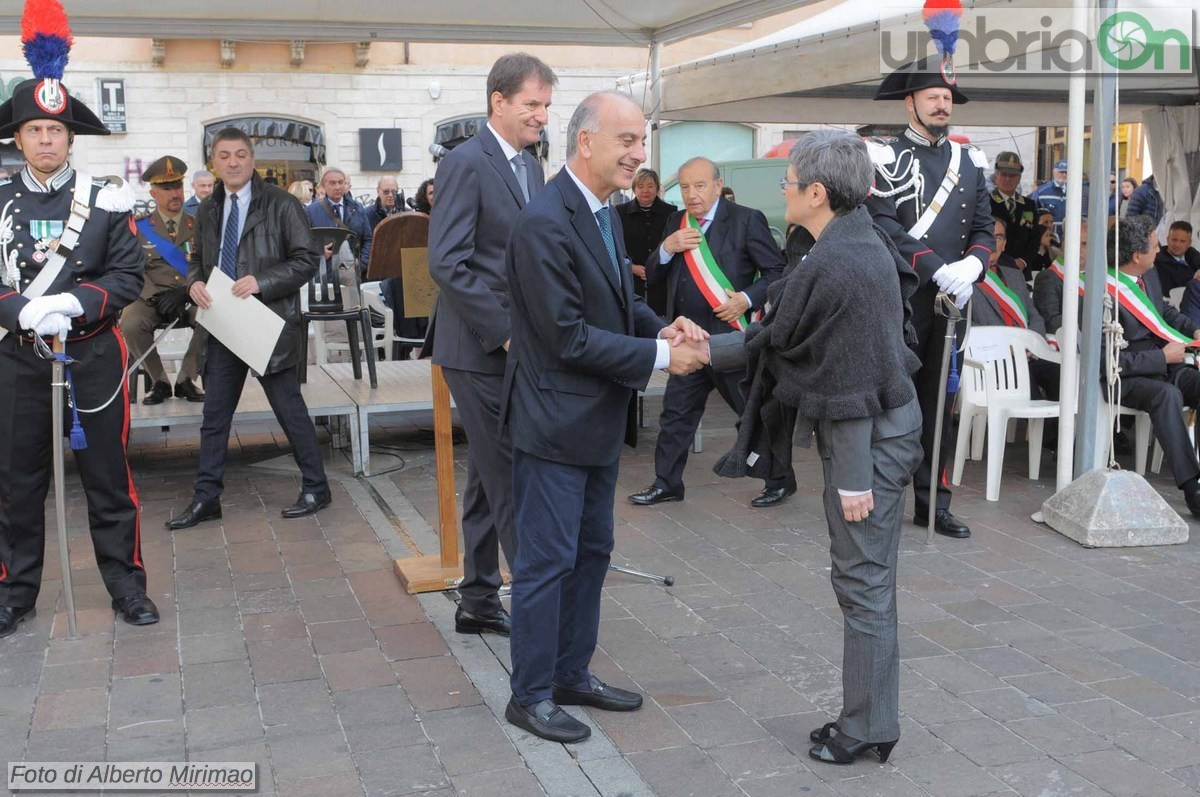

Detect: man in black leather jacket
167,127,329,529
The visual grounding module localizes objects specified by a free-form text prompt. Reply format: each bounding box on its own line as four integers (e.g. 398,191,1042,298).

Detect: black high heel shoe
810,721,839,744
809,734,897,765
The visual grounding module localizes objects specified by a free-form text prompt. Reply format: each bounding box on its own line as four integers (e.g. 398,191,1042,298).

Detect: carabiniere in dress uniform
0,0,159,638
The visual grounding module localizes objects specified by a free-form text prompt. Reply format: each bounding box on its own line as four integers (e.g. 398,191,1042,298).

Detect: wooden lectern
371,214,466,593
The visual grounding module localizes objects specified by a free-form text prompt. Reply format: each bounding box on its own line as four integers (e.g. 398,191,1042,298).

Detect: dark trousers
1119,367,1200,487
654,364,794,492
441,367,516,615
911,309,960,517
0,327,145,608
194,339,327,502
821,419,921,743
509,448,617,705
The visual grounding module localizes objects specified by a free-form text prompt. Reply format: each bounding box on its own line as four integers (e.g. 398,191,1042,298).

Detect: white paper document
195,269,285,374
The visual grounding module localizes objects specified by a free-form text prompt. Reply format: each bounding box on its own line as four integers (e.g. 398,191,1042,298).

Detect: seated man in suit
1107,215,1200,517
1162,221,1200,302
975,218,1059,412
1032,217,1086,335
501,91,710,743
629,157,793,509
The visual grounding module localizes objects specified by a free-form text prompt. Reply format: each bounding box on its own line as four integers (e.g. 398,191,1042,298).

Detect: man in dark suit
629,157,792,509
1106,215,1200,516
502,90,710,743
1157,221,1200,295
616,168,676,316
305,166,374,271
427,53,556,638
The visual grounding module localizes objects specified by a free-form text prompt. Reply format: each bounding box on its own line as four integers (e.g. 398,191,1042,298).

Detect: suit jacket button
14,224,21,230
961,203,967,208
961,234,967,240
14,192,20,198
16,243,22,248
76,260,83,265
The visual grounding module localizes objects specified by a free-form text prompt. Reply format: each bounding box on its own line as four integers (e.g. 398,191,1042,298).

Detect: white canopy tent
0,0,813,46
625,0,1200,125
622,0,1199,492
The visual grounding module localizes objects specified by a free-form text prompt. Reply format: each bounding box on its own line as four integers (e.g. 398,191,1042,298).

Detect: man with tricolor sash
1033,218,1087,335
1107,215,1200,517
122,155,207,405
629,156,792,509
973,218,1059,410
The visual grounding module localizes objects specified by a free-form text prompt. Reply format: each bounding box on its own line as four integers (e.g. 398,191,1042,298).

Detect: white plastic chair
952,326,1061,501
1150,410,1195,474
1096,398,1152,474
1168,286,1186,311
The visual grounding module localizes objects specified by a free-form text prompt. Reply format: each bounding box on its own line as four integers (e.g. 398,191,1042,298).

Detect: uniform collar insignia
903,125,946,148
21,163,75,193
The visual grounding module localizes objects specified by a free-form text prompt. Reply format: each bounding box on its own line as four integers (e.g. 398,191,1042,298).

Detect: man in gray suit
428,53,557,637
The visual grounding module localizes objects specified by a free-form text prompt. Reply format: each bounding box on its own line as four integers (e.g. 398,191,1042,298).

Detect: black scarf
715,206,921,480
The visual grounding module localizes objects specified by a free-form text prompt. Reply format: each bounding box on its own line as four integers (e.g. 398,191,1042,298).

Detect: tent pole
1074,0,1118,477
650,40,662,174
1055,0,1089,489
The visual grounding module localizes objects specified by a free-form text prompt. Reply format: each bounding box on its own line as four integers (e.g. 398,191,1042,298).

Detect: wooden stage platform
127,361,671,477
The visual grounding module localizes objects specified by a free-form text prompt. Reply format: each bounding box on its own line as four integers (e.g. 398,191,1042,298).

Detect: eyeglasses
779,178,808,191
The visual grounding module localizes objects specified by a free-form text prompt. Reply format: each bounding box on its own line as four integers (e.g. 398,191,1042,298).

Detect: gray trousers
819,405,922,744
441,367,517,615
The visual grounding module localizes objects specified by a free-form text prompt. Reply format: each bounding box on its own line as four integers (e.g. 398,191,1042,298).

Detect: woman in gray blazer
715,130,924,764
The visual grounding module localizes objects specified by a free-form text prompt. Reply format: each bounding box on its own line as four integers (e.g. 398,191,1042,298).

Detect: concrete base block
1043,468,1189,548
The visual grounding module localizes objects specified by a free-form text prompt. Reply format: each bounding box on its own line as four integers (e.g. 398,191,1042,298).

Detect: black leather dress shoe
751,485,796,508
174,379,205,402
0,605,35,638
165,498,222,530
113,594,160,626
628,484,684,506
280,490,332,518
505,696,590,743
1184,480,1200,518
552,676,643,712
142,380,172,405
455,606,511,637
914,509,971,539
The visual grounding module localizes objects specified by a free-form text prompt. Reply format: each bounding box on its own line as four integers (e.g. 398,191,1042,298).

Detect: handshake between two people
932,255,984,309
661,315,711,376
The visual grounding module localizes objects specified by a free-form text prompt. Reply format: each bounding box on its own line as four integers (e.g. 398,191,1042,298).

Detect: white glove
932,255,983,297
953,284,972,310
18,293,85,332
32,312,72,342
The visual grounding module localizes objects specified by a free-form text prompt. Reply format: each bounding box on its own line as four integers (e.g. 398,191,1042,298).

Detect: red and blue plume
922,0,963,56
21,0,74,82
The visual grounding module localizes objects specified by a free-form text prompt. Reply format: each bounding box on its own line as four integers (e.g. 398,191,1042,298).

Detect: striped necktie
220,194,240,279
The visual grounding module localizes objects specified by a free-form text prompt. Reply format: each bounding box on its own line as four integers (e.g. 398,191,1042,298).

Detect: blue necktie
595,207,620,283
220,193,240,279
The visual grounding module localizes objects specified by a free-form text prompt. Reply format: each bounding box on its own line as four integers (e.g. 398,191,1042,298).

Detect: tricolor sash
1050,262,1193,345
680,213,750,331
979,269,1027,328
135,217,189,277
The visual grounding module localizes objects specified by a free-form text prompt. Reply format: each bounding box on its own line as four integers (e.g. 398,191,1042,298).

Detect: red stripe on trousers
113,327,144,571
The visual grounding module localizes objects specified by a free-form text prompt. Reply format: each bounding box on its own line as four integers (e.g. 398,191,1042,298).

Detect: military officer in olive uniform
0,45,158,637
865,55,995,539
122,156,207,404
988,151,1040,274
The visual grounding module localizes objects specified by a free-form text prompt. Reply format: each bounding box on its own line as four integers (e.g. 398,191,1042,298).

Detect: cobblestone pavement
4,401,1200,796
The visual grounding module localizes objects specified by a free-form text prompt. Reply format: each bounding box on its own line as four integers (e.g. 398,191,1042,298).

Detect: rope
34,318,183,415
1102,293,1124,470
